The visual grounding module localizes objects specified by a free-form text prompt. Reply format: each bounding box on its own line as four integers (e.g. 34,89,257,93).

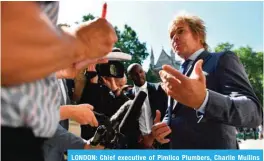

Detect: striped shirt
1,1,62,138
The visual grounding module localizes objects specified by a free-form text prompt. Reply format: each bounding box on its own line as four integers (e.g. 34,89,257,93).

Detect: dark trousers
2,126,47,161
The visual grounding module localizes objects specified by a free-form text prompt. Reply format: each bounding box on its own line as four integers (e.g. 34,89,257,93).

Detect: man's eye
177,29,184,35
170,34,174,39
170,30,177,39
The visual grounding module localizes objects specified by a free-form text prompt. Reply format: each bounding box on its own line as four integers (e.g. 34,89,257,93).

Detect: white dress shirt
58,79,67,105
134,82,153,135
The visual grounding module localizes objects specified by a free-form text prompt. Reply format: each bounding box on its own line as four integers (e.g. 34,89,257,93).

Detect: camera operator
79,49,130,140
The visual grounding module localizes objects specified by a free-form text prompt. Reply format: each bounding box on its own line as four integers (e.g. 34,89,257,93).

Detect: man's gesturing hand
159,60,206,109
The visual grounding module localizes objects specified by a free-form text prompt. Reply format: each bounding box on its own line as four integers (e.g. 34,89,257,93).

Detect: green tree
234,47,263,103
80,14,149,68
114,25,149,69
82,14,95,22
146,67,161,83
214,42,263,104
214,42,234,52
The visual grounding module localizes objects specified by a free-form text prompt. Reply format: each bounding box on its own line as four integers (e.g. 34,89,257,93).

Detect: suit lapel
147,83,157,117
185,50,212,77
172,50,212,113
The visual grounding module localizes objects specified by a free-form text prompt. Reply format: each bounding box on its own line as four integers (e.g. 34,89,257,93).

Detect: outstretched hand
159,60,206,109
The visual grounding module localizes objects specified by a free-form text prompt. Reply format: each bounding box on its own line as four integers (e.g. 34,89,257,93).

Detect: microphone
118,91,147,135
90,111,114,147
90,91,146,148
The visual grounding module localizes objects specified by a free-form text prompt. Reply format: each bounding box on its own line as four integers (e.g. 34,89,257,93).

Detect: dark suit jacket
164,50,263,149
125,82,168,120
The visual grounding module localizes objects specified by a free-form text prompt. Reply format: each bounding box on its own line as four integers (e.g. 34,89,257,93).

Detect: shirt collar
134,82,147,91
188,48,205,61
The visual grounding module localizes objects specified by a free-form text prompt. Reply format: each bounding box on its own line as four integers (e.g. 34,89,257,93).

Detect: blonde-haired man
151,13,263,149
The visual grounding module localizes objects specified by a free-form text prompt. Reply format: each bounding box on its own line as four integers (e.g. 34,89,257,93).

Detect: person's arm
60,104,98,127
72,69,87,102
2,2,117,86
44,124,86,152
204,51,263,127
2,2,82,86
43,124,103,153
73,63,99,102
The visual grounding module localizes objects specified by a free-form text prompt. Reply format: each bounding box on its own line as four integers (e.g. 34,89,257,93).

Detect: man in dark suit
126,63,168,148
151,13,263,149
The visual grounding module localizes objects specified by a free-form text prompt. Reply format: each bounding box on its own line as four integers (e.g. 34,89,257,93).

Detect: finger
162,65,188,82
167,89,178,99
159,138,170,144
164,76,181,90
165,79,182,99
160,82,169,94
75,58,98,70
92,114,99,127
159,70,170,83
87,64,96,71
156,126,171,137
159,71,181,91
152,122,168,133
110,77,115,83
83,104,94,111
193,59,205,83
96,58,109,64
95,144,105,149
154,110,161,124
101,77,107,84
75,57,108,70
158,128,172,139
85,114,95,127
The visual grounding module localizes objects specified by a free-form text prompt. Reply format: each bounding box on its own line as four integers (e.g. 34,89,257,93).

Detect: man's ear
127,73,132,80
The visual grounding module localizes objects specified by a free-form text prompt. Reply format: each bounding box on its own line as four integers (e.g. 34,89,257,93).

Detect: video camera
89,91,147,149
95,48,131,78
96,61,125,78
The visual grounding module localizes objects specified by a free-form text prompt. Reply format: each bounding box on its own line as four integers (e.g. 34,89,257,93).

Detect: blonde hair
169,12,208,50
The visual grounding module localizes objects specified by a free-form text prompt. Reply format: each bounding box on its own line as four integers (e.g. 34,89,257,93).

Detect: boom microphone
118,91,147,135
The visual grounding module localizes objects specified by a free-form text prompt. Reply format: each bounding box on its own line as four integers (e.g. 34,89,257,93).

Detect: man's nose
136,73,141,78
171,35,178,46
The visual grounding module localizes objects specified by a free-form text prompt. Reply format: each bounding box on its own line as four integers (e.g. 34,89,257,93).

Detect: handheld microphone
90,91,147,148
90,111,114,147
118,91,147,135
